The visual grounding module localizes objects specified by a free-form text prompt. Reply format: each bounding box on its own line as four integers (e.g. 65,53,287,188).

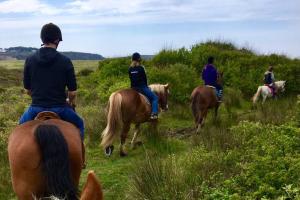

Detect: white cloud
0,0,61,15
0,0,299,29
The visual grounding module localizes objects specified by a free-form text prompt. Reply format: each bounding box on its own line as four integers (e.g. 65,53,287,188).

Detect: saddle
34,111,60,121
264,84,275,95
138,93,151,105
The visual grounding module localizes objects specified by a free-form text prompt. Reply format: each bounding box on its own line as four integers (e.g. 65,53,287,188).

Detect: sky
0,0,299,58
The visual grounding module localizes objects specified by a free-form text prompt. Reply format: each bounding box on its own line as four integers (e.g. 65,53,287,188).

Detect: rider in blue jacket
128,52,158,119
202,56,223,102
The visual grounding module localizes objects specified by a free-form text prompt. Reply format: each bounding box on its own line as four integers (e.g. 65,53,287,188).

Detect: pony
252,80,286,104
101,83,169,157
191,73,223,133
8,115,103,200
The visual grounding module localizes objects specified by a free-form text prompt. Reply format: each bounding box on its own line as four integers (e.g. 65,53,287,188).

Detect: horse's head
149,83,170,111
217,71,224,86
276,80,286,92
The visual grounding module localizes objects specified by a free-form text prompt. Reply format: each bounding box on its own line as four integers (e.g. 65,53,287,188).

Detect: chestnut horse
191,73,223,133
8,117,103,200
101,84,169,157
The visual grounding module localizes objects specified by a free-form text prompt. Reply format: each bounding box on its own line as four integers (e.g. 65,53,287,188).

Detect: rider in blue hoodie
202,56,223,102
128,52,158,119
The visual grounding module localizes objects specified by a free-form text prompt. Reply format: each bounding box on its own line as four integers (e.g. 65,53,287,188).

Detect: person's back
263,66,276,96
19,23,84,141
25,48,76,107
201,56,223,102
128,65,148,88
128,52,158,119
264,66,275,85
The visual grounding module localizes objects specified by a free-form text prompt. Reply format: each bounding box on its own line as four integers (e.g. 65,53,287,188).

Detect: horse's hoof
135,141,143,146
104,145,114,157
120,151,128,157
131,141,143,149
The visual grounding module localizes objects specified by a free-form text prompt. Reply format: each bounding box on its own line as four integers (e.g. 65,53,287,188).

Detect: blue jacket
128,66,148,88
202,64,217,86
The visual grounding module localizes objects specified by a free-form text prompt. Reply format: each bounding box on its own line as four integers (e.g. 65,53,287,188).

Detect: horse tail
101,92,123,148
252,86,262,103
191,90,201,123
34,124,78,200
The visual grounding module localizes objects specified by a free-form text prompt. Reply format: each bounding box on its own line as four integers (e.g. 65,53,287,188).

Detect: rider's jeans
19,106,84,140
133,87,159,114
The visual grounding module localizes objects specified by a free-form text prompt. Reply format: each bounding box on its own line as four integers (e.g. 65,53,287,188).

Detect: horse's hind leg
196,109,208,133
131,124,141,149
262,95,267,104
196,115,203,134
120,123,130,157
214,105,219,120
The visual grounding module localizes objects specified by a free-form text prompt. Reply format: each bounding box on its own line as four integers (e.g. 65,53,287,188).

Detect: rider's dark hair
40,23,63,45
208,56,214,64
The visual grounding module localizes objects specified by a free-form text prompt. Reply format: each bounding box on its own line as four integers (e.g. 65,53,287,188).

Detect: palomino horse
191,73,223,133
101,84,169,157
8,113,103,200
252,80,286,104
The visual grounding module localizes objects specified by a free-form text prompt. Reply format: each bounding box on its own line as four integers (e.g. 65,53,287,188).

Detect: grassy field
0,60,99,72
0,47,299,200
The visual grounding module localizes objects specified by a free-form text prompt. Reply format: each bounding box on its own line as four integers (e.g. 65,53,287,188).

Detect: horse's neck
275,81,282,88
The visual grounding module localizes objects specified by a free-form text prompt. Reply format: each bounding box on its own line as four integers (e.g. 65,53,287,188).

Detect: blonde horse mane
149,83,169,95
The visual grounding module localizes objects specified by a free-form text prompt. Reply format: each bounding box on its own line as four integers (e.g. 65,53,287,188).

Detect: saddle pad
35,111,60,121
205,85,216,89
264,84,273,93
139,93,151,105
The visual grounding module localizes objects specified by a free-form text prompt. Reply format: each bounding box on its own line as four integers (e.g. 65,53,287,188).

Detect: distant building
0,48,5,53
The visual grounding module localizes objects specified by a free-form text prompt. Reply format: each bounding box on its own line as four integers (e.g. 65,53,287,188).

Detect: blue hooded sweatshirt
202,64,217,86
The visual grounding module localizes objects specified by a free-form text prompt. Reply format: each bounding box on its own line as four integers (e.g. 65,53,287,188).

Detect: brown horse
191,73,223,133
101,84,169,157
8,115,103,200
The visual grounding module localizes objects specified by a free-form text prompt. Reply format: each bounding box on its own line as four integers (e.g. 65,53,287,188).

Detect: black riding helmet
208,56,214,64
40,23,62,44
132,52,141,61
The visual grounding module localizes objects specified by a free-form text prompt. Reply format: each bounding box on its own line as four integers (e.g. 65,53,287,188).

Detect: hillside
0,46,105,60
0,41,299,200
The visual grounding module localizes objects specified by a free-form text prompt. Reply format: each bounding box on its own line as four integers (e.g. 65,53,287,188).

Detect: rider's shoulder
57,52,71,63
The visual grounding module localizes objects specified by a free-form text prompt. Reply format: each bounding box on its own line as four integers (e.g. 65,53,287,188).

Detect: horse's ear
165,83,170,89
81,171,103,200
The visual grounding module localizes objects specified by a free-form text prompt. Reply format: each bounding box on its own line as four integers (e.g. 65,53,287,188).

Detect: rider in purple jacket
202,56,223,102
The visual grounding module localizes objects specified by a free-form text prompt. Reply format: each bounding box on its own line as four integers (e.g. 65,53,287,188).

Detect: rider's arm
66,60,77,106
141,66,148,86
23,58,31,96
271,72,275,82
68,90,77,107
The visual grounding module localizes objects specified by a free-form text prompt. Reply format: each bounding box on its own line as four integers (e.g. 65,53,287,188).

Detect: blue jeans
215,84,223,99
134,87,158,114
19,106,84,140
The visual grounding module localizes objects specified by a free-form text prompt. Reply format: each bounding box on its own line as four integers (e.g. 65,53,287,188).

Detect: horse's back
116,88,151,123
8,119,82,199
191,86,217,106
